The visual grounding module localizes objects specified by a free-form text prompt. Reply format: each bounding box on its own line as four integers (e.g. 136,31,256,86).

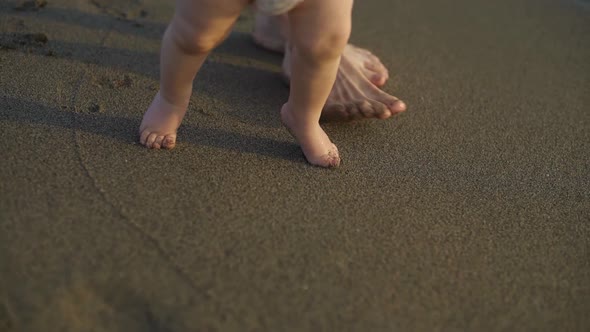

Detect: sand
1,0,589,331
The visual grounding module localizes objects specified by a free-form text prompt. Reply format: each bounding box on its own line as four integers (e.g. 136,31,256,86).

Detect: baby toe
152,136,165,150
162,135,177,149
139,129,151,146
145,133,158,149
327,144,341,167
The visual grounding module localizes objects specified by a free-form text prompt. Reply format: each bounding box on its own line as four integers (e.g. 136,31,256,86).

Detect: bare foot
281,103,340,168
320,51,407,122
282,45,407,122
253,13,407,122
139,92,188,149
342,44,390,88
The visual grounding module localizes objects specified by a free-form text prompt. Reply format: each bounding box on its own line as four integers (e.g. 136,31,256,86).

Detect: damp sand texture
1,0,589,331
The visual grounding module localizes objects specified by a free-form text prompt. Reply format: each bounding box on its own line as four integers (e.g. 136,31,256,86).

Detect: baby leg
140,0,250,149
281,0,353,167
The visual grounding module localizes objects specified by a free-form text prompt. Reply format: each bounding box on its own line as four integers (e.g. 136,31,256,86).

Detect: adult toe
389,99,407,113
357,100,375,118
367,100,390,119
321,103,347,122
363,57,389,87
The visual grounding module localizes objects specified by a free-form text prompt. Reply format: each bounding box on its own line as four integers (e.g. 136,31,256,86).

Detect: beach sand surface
1,0,589,331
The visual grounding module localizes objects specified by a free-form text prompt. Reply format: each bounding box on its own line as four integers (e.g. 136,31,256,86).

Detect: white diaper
256,0,304,15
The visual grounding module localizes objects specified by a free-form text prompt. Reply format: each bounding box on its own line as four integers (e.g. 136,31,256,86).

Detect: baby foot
139,92,188,149
280,103,341,168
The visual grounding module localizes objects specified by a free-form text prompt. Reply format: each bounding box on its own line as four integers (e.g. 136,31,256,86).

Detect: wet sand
1,0,589,331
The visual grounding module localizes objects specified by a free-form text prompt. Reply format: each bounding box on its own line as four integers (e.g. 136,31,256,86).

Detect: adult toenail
396,101,407,110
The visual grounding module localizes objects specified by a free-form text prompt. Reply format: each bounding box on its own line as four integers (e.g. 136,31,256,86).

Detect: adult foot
139,92,188,149
253,13,406,122
321,51,407,122
342,44,390,87
281,103,340,168
282,45,407,122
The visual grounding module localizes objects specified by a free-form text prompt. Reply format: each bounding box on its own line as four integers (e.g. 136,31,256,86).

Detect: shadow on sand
0,3,313,163
0,95,305,163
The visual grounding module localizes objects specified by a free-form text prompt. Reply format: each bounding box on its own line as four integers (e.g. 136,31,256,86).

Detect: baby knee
297,30,350,62
169,18,221,54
